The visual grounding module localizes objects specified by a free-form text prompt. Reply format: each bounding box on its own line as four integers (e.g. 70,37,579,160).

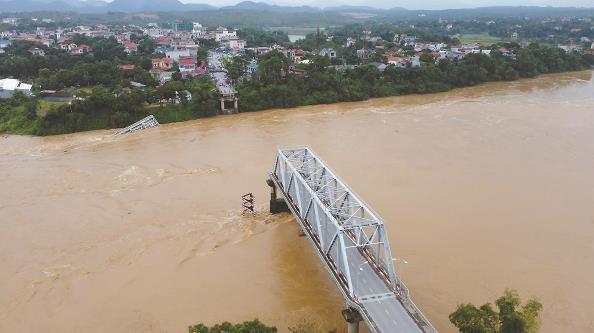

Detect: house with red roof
122,40,138,54
69,44,91,55
28,47,45,56
178,56,197,73
152,58,175,71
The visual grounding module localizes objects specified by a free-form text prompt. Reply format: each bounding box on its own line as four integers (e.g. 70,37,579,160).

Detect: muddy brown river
1,71,593,333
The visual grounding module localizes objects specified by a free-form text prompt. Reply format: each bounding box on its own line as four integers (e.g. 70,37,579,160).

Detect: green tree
224,56,248,82
188,319,276,333
255,50,290,84
420,53,436,64
189,77,219,118
450,289,543,333
288,319,335,333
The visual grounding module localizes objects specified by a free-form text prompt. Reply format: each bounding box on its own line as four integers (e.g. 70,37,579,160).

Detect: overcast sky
181,0,594,9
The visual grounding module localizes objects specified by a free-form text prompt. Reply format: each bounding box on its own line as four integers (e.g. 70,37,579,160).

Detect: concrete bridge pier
266,178,289,214
219,95,239,115
342,308,363,333
347,321,360,333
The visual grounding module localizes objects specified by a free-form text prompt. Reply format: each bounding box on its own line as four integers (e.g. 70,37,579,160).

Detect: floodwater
1,71,593,333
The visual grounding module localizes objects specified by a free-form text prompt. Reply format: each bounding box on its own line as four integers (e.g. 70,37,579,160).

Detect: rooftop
0,78,32,91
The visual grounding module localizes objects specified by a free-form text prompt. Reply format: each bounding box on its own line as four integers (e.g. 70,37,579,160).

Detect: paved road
208,50,237,95
345,237,423,333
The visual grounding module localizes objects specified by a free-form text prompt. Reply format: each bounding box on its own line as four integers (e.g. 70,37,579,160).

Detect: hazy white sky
181,0,594,9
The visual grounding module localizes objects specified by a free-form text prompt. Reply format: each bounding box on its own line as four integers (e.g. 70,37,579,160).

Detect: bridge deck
270,147,435,333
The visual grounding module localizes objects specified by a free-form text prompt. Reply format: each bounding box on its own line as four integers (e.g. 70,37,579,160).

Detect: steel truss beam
270,147,436,333
274,148,399,289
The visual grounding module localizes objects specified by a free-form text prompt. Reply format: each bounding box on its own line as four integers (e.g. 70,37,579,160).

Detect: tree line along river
0,71,593,332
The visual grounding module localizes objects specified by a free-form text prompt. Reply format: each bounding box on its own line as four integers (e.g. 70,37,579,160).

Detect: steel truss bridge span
268,147,436,333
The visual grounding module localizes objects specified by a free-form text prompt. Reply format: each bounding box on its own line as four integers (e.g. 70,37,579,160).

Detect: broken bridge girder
114,115,159,136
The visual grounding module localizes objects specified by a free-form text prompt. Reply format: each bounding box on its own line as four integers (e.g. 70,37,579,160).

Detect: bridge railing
270,147,436,333
272,147,403,295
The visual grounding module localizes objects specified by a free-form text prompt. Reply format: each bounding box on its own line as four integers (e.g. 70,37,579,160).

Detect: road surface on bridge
269,147,435,333
346,241,422,333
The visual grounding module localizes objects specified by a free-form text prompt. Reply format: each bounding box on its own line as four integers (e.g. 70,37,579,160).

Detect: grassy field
456,34,505,45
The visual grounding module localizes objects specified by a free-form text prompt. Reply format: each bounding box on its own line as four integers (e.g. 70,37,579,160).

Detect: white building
320,48,337,58
228,39,246,51
165,48,191,62
1,18,19,25
0,39,11,49
143,27,165,38
215,28,237,42
0,79,33,99
409,56,421,68
345,37,356,47
193,22,205,34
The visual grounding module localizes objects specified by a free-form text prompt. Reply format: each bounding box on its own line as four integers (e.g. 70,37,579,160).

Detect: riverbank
1,66,592,137
1,71,593,332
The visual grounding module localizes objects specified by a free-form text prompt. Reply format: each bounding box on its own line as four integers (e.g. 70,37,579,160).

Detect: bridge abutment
219,96,239,115
342,308,363,333
267,178,289,214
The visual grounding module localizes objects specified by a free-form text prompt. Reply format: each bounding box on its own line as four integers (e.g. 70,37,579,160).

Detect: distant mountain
107,0,185,12
383,5,594,19
75,0,110,7
185,3,217,11
321,5,410,14
0,0,79,12
323,5,390,12
0,0,592,16
0,0,216,13
220,1,319,13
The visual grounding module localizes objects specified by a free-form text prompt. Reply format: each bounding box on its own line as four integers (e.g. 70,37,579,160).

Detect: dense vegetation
450,289,543,333
238,28,290,47
188,320,277,333
0,36,156,86
188,319,336,333
0,35,222,135
185,291,542,333
0,93,38,134
1,16,593,136
3,7,594,30
237,43,593,112
0,77,219,135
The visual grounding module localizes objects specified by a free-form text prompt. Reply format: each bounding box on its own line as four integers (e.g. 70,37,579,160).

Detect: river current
1,71,593,332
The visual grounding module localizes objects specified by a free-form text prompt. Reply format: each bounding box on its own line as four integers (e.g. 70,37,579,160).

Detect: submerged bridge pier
267,147,436,333
266,178,289,214
342,307,363,333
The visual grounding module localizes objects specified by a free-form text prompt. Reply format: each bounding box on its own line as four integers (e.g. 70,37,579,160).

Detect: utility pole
316,26,320,51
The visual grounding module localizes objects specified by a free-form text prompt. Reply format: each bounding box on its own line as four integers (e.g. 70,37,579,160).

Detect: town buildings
320,48,337,58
